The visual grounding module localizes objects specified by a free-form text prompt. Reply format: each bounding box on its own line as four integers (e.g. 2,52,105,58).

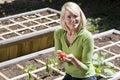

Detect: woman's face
64,10,80,30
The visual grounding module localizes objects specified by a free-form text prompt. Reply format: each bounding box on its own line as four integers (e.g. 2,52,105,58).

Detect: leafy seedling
22,65,36,80
93,52,116,77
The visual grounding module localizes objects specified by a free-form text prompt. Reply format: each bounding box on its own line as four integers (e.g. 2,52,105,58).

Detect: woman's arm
61,33,94,70
54,29,62,51
65,54,88,70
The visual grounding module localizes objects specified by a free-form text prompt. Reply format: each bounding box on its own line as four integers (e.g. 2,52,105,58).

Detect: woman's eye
73,15,77,18
65,15,78,19
67,16,71,19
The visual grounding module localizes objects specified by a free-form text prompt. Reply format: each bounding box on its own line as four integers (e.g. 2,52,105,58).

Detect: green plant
87,18,100,32
22,65,36,80
46,59,57,74
93,52,116,79
88,25,99,32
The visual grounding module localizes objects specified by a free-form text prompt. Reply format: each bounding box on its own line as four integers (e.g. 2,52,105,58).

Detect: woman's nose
71,16,76,20
71,17,76,22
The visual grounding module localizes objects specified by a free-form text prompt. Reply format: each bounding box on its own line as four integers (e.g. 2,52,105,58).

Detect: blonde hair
60,2,87,31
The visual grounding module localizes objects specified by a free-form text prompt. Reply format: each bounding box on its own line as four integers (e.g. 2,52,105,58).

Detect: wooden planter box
0,8,60,62
93,29,120,79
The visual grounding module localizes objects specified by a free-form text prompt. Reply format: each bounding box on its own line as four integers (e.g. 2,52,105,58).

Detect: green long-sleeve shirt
54,27,96,78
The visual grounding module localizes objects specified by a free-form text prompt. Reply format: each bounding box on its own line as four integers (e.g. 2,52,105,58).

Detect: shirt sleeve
54,29,63,64
54,29,62,52
81,32,94,70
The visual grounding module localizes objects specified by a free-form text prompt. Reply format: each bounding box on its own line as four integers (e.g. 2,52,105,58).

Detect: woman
54,2,96,80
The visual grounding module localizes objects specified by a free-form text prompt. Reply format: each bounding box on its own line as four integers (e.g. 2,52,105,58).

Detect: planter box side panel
0,45,18,62
0,32,54,62
32,32,54,52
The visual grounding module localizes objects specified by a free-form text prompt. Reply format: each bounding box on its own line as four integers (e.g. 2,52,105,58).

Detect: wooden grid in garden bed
0,8,60,44
0,8,61,62
0,50,65,80
93,29,120,79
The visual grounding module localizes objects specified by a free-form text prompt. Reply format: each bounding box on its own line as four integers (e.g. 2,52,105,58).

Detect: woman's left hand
62,54,75,62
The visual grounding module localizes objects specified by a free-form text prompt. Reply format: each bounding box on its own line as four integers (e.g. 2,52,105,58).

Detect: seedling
93,52,116,78
46,59,57,74
22,65,36,80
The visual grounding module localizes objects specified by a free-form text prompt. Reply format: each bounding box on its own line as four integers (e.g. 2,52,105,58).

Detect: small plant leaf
95,67,102,74
21,65,36,80
104,68,116,76
46,62,50,73
104,62,114,66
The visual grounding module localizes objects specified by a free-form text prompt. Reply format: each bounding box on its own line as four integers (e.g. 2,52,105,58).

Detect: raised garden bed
0,48,65,80
0,8,60,62
0,29,120,80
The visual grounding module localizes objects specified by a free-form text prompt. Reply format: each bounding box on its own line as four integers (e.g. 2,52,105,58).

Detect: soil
94,33,120,59
3,32,18,39
0,52,64,80
0,32,120,80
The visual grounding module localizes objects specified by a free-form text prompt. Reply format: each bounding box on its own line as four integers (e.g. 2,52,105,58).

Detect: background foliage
0,0,120,31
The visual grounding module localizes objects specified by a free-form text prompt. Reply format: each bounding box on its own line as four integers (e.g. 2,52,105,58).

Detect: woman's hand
63,54,75,63
57,50,67,62
57,50,67,58
57,50,83,68
57,50,75,63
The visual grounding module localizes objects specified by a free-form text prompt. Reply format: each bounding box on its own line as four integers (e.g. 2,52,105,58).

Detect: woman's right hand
57,50,67,62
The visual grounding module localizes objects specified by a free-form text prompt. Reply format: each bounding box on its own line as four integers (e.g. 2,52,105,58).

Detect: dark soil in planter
105,45,120,54
0,20,13,25
48,14,60,20
18,59,44,69
0,38,2,41
35,18,51,23
36,70,62,80
25,15,39,19
31,25,48,31
109,57,120,68
9,24,24,30
105,53,114,59
94,33,120,47
3,32,18,39
18,29,33,35
0,64,24,78
12,17,27,22
46,22,59,27
0,52,64,80
0,28,9,34
22,21,38,27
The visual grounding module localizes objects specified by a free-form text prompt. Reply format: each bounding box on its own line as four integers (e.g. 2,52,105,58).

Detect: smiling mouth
71,21,78,25
71,23,77,26
72,24,76,26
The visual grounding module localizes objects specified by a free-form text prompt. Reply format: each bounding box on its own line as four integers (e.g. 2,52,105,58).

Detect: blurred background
0,0,120,31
